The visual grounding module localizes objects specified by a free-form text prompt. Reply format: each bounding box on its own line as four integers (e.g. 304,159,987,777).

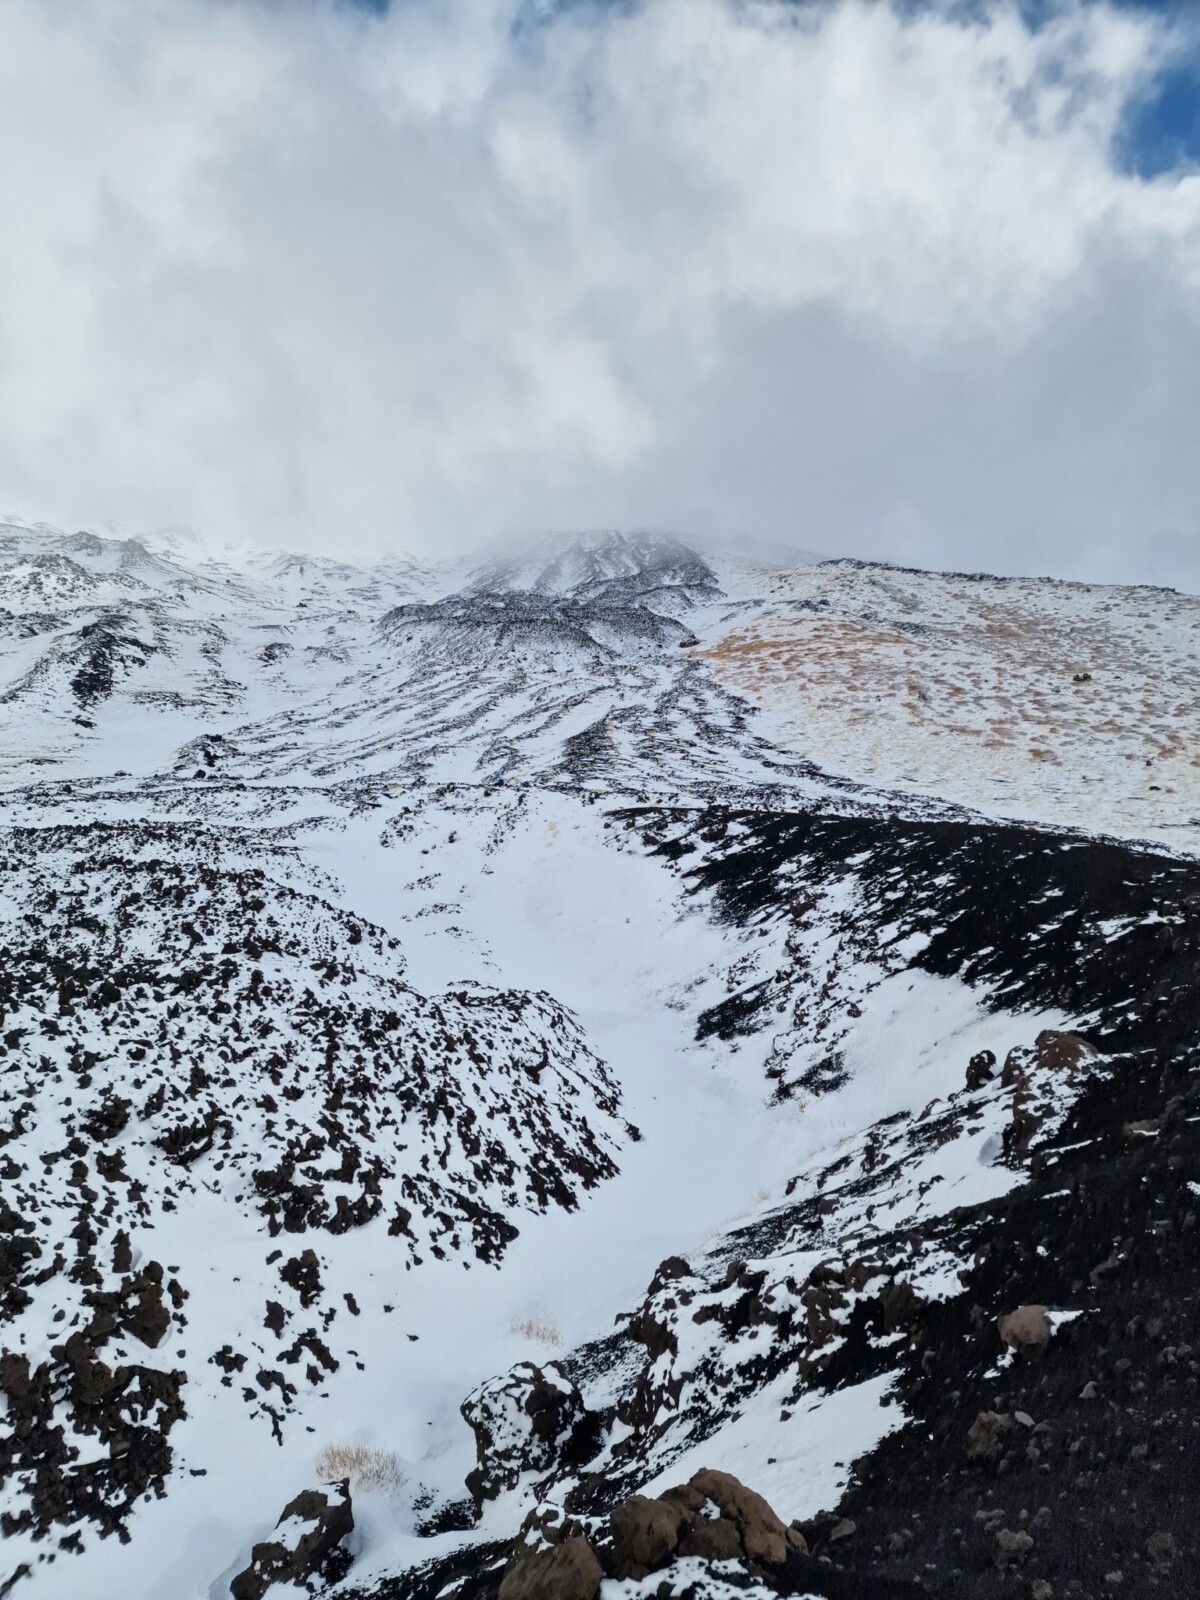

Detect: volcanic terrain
0,524,1196,1600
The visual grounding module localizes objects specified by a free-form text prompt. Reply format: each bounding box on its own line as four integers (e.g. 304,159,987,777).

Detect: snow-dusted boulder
461,1362,601,1512
230,1479,353,1600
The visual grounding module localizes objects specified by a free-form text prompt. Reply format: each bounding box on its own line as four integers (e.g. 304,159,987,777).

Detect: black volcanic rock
230,1479,354,1600
380,590,697,664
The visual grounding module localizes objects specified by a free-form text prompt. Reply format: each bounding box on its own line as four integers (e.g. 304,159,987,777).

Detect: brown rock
677,1514,743,1564
997,1305,1051,1354
879,1278,922,1332
608,1494,684,1579
665,1468,789,1567
497,1534,602,1600
1001,1047,1030,1087
966,1410,1017,1463
1034,1030,1093,1074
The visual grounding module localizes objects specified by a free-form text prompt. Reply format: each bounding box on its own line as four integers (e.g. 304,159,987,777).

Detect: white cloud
0,0,1197,583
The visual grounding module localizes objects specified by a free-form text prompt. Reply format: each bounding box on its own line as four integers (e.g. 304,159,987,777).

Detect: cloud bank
0,0,1198,583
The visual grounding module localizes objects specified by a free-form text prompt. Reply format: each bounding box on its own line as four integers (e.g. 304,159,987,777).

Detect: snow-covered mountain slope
1,524,1196,1600
698,557,1200,854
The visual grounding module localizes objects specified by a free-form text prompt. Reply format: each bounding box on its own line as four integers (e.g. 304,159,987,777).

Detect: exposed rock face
0,1268,186,1544
229,1479,353,1600
462,1363,601,1512
380,591,698,670
0,817,627,1554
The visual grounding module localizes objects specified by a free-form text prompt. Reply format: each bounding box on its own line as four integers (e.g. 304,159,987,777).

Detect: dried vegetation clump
509,1315,563,1348
314,1442,404,1492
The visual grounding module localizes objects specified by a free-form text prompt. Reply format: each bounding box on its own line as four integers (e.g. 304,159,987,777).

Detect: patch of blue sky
344,0,1200,178
1116,57,1200,178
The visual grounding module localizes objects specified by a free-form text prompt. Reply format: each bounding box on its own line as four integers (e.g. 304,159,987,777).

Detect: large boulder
497,1470,796,1596
1033,1029,1095,1074
660,1468,790,1568
1002,1031,1094,1088
606,1468,794,1579
461,1362,600,1512
497,1534,602,1600
608,1493,685,1580
230,1479,353,1600
998,1305,1052,1355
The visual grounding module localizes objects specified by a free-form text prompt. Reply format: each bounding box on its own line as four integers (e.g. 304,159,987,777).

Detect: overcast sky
1,0,1198,584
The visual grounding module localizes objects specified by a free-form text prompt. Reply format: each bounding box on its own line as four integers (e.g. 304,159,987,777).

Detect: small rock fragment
993,1527,1034,1569
966,1410,1016,1462
1145,1530,1175,1568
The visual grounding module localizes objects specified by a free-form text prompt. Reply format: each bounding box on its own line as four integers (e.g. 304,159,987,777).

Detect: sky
0,0,1198,585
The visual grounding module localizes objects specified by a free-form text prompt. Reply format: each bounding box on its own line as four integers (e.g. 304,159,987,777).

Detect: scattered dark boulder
993,1526,1034,1569
966,1049,996,1090
229,1479,353,1600
123,1264,171,1347
280,1249,323,1308
1146,1529,1175,1569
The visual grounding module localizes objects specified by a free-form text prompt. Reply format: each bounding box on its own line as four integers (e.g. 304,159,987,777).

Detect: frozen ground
698,556,1200,854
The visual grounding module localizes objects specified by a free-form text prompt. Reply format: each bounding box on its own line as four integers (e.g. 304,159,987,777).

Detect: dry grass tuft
509,1315,563,1348
314,1442,404,1492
